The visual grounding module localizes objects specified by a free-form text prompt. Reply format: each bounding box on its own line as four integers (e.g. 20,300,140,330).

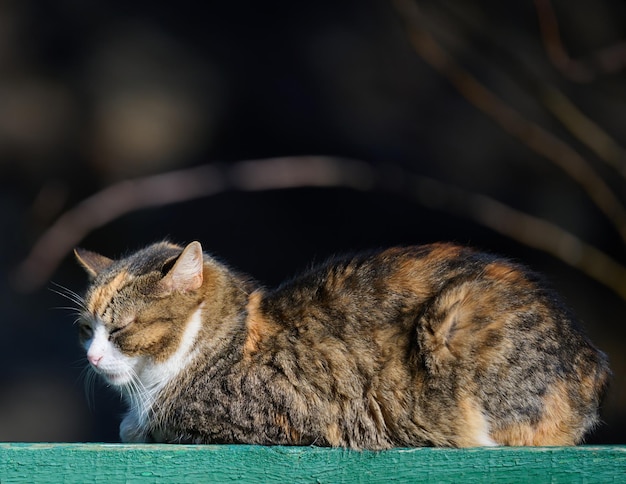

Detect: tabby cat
74,241,609,448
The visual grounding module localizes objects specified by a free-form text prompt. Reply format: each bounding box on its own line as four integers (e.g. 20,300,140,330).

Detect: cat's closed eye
109,317,135,338
108,326,125,338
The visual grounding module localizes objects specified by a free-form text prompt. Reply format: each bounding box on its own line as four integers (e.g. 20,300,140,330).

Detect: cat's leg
489,381,583,446
119,412,150,443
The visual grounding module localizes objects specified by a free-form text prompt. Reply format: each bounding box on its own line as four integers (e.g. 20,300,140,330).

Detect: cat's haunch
74,240,609,448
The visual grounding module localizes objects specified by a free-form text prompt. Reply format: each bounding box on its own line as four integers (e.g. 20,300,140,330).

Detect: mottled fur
75,241,609,448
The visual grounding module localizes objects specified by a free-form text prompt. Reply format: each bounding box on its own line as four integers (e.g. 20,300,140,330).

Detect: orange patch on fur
491,382,578,446
274,413,301,443
576,358,609,404
388,260,429,298
386,244,463,299
87,270,130,315
456,396,494,447
325,422,342,446
484,262,529,287
243,291,278,356
428,243,463,259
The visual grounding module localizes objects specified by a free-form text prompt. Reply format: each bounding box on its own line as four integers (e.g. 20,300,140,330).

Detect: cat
74,240,610,449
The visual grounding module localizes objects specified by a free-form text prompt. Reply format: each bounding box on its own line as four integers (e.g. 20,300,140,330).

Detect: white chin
102,371,132,386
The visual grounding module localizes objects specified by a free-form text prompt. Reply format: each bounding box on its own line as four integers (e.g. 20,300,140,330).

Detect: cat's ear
74,248,114,278
159,241,204,293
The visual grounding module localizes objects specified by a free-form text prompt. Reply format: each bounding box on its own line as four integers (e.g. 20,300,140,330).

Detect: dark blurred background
0,0,624,444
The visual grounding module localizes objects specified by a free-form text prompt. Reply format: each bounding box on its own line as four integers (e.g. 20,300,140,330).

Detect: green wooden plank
1,444,625,483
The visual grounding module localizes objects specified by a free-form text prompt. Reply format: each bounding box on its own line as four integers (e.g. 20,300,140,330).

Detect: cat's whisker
50,286,84,305
125,378,141,411
86,370,99,411
52,307,87,326
121,368,154,426
49,282,87,310
71,357,90,369
52,306,82,312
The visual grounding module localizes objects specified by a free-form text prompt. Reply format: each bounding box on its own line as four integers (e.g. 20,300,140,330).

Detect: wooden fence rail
1,444,625,483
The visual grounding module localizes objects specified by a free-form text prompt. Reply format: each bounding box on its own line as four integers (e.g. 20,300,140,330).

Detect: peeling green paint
0,444,625,483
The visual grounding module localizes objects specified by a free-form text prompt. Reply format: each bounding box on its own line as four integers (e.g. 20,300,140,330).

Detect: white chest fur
117,305,204,442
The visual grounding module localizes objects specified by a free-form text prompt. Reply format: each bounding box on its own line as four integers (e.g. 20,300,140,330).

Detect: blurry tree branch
13,156,626,301
534,0,626,83
413,1,626,181
391,0,626,244
412,176,626,301
12,157,371,292
13,163,223,292
541,86,626,179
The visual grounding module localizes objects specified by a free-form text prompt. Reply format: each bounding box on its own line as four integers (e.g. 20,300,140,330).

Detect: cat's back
259,243,527,330
250,243,609,447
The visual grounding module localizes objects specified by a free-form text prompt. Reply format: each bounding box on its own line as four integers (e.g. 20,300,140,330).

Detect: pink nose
88,353,103,367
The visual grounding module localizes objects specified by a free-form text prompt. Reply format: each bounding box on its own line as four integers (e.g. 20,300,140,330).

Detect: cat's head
74,241,206,388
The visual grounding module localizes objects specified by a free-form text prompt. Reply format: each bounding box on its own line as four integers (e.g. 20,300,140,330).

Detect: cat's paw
120,415,149,443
